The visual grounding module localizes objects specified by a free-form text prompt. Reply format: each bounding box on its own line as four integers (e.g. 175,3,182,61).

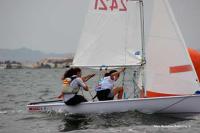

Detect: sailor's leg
113,87,124,99
57,92,64,99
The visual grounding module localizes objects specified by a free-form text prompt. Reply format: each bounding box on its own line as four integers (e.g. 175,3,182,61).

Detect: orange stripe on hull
169,65,192,73
141,90,178,98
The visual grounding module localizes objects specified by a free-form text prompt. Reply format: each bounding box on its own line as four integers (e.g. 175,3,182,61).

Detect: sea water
0,69,200,133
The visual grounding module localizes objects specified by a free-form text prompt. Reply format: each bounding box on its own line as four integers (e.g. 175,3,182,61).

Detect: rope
88,89,95,102
122,70,125,87
127,71,142,98
80,86,96,102
154,96,190,114
122,69,127,99
80,88,84,97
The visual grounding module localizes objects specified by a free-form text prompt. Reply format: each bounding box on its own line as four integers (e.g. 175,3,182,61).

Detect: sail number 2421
94,0,128,11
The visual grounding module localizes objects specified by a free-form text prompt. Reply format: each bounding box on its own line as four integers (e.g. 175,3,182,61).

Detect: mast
139,0,146,97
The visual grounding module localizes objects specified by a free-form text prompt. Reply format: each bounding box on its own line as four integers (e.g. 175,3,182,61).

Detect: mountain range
0,47,74,62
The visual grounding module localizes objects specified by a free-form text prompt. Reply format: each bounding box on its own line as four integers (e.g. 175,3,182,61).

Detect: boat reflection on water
59,111,187,132
60,114,91,132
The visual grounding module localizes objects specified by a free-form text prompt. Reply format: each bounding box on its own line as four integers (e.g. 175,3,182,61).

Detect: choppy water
1,69,200,133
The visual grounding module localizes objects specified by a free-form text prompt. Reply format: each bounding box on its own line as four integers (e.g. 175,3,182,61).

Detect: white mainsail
73,0,200,95
144,0,199,96
73,0,142,67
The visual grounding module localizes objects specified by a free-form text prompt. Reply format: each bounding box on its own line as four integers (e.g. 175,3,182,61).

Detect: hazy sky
0,0,89,53
0,0,200,54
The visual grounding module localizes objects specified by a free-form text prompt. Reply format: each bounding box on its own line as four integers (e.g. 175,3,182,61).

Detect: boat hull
27,95,200,116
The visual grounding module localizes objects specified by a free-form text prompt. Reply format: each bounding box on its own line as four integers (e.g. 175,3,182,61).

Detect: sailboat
27,0,200,117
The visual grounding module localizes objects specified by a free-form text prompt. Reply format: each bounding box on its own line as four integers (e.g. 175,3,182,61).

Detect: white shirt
99,76,115,91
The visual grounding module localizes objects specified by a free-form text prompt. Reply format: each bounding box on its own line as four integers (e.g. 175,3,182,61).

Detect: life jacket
62,75,79,94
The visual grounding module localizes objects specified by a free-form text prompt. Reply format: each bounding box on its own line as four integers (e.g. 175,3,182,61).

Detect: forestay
73,0,142,67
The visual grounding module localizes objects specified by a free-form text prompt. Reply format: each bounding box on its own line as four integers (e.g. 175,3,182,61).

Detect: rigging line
122,69,127,99
88,88,95,102
80,87,84,97
81,86,95,102
128,71,142,98
154,96,191,114
122,69,126,87
128,81,141,98
87,87,96,101
98,66,102,81
124,0,129,65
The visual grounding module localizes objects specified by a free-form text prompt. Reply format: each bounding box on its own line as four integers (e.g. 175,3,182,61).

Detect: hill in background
0,47,74,63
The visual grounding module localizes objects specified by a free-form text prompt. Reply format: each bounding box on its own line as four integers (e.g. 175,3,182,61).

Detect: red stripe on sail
169,65,192,73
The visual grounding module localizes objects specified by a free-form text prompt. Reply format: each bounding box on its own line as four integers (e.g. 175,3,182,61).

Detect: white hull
27,95,200,117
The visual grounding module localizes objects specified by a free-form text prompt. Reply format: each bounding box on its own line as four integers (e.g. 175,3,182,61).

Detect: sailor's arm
78,78,89,91
111,67,126,78
82,73,95,82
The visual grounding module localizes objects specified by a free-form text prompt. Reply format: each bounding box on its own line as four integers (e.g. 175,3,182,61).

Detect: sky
0,0,200,54
0,0,89,54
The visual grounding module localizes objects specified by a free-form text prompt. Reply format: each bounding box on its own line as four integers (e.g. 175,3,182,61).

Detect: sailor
96,68,125,101
61,67,95,105
57,68,74,99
